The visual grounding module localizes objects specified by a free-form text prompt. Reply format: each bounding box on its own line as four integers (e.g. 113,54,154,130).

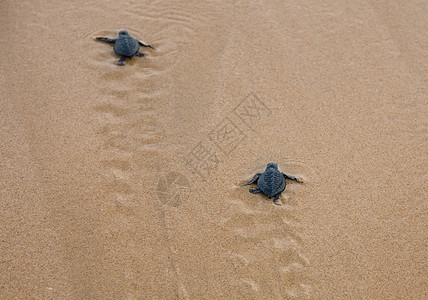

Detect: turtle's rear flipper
135,52,145,57
117,56,126,66
273,194,282,205
249,188,262,194
138,41,155,50
96,37,116,43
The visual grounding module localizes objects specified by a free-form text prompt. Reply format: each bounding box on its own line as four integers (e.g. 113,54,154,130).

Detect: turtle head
266,162,278,169
119,30,129,36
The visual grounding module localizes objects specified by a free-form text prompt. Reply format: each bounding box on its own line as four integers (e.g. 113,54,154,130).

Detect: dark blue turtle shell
114,30,140,57
258,163,286,198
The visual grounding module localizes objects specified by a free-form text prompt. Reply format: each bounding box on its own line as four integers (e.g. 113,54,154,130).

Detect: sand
1,0,427,299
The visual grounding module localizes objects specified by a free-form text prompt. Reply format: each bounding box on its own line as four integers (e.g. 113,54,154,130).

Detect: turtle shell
258,166,286,198
114,31,140,57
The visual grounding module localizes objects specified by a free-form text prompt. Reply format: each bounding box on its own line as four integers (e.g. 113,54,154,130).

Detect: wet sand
1,0,427,298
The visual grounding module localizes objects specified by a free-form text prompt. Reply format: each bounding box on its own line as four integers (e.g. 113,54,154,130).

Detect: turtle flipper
249,188,262,194
273,193,282,205
135,52,145,57
96,37,117,43
117,55,126,66
241,173,261,186
138,41,156,50
283,173,301,183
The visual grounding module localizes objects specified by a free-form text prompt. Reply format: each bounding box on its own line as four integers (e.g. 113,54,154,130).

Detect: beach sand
1,0,426,298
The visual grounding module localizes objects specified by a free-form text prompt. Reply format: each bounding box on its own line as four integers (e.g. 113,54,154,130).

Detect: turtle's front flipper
117,56,126,66
283,173,302,183
241,173,261,186
135,52,145,57
96,37,116,43
138,41,156,50
273,194,282,205
249,188,262,194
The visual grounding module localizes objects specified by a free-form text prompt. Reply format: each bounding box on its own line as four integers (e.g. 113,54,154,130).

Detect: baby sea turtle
242,162,302,205
96,30,155,66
